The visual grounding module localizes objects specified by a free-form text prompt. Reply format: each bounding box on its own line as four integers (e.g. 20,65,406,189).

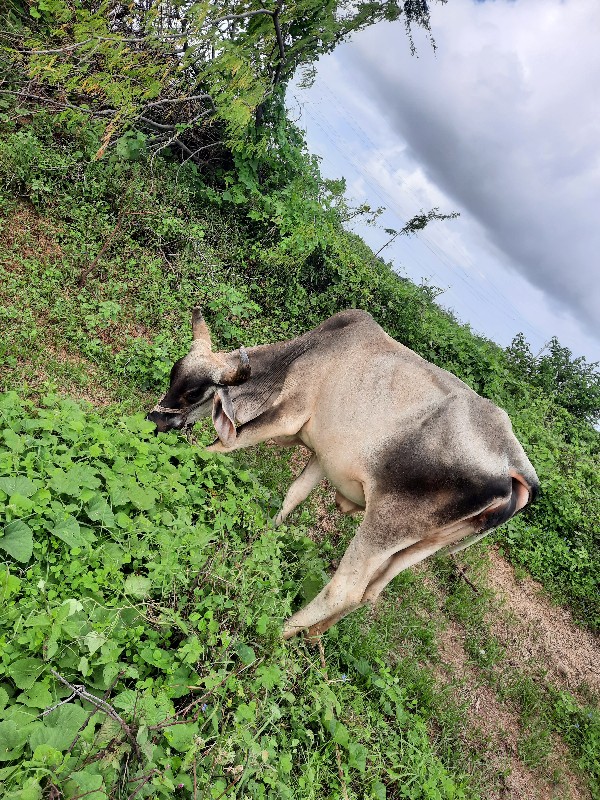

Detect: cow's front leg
274,455,324,526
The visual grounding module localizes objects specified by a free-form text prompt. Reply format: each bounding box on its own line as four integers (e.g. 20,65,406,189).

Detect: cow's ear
212,387,237,447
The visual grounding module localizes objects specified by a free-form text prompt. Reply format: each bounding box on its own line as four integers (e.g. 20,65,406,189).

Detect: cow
148,308,538,639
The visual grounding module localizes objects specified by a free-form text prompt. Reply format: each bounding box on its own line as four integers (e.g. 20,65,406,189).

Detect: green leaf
0,720,28,761
279,752,292,773
301,570,326,602
124,575,152,598
371,781,387,800
234,643,256,665
255,664,283,690
0,476,37,497
65,769,106,800
31,743,64,766
29,704,90,752
86,494,115,527
18,681,53,710
126,482,157,511
164,722,198,752
2,429,25,452
7,658,44,690
112,690,138,715
333,721,349,748
83,631,106,655
256,614,269,635
347,741,367,773
50,465,100,496
49,514,94,549
0,521,33,563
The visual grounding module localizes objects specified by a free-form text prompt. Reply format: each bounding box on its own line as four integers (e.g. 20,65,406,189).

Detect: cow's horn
220,346,251,385
191,306,212,348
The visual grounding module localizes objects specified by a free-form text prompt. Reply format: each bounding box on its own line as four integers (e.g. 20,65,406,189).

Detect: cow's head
147,307,251,445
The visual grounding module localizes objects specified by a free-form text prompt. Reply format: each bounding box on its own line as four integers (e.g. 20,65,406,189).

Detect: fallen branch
49,668,142,761
451,557,479,594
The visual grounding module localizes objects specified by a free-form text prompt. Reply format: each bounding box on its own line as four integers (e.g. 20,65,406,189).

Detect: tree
506,334,600,425
0,1,442,167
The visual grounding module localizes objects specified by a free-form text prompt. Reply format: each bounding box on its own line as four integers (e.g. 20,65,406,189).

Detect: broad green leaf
126,482,157,511
18,681,53,710
0,521,33,563
234,643,256,665
333,722,349,748
50,465,100,496
65,769,106,800
2,429,24,452
7,658,44,690
0,565,21,599
347,741,367,773
29,704,90,752
371,781,387,800
163,722,199,752
0,476,37,497
279,752,292,774
49,514,94,549
301,570,326,602
83,632,106,655
86,494,115,527
124,575,152,598
31,744,63,766
112,690,138,715
0,719,27,761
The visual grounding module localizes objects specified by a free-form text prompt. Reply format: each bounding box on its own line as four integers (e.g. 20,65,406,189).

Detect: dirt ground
432,545,599,800
485,546,600,698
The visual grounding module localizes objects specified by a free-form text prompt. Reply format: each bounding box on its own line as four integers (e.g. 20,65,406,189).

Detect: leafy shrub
0,392,475,799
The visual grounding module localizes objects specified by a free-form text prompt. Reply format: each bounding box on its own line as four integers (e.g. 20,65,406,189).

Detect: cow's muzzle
146,406,186,432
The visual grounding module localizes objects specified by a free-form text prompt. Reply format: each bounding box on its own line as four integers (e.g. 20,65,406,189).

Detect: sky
289,0,600,362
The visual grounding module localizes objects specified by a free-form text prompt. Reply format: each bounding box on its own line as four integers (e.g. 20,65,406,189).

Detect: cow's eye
184,384,209,404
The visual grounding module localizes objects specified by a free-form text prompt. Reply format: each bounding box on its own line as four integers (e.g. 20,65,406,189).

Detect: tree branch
49,668,142,761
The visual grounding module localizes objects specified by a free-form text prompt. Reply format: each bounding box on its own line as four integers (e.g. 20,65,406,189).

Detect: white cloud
346,0,600,337
292,0,600,361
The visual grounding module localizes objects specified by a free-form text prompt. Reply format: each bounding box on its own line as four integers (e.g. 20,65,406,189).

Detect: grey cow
148,308,538,639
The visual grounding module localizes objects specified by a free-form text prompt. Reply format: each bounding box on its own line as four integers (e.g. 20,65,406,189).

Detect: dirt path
485,546,600,698
431,544,600,800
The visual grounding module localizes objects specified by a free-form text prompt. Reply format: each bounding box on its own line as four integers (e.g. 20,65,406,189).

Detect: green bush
0,392,475,799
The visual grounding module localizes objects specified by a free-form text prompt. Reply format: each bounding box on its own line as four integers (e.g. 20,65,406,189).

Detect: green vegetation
0,1,599,798
0,393,481,798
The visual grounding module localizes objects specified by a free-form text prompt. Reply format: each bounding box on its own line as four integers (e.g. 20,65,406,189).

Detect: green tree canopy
506,333,600,425
1,0,439,166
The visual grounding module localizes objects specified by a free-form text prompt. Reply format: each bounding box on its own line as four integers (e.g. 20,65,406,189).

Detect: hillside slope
1,136,599,798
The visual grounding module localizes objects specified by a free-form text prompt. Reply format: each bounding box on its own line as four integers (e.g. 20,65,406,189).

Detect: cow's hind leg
274,455,324,526
361,486,520,606
283,502,422,639
361,519,477,606
303,519,474,638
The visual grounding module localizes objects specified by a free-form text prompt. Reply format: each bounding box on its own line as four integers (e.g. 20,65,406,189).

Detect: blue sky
290,0,600,362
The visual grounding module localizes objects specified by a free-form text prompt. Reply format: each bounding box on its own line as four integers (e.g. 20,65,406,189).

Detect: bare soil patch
436,620,589,800
485,546,600,698
0,203,63,268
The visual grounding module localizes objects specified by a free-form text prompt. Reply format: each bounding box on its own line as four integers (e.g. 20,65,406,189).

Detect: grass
430,546,600,799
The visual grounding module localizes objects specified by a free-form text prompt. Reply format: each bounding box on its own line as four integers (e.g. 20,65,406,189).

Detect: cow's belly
298,423,366,507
